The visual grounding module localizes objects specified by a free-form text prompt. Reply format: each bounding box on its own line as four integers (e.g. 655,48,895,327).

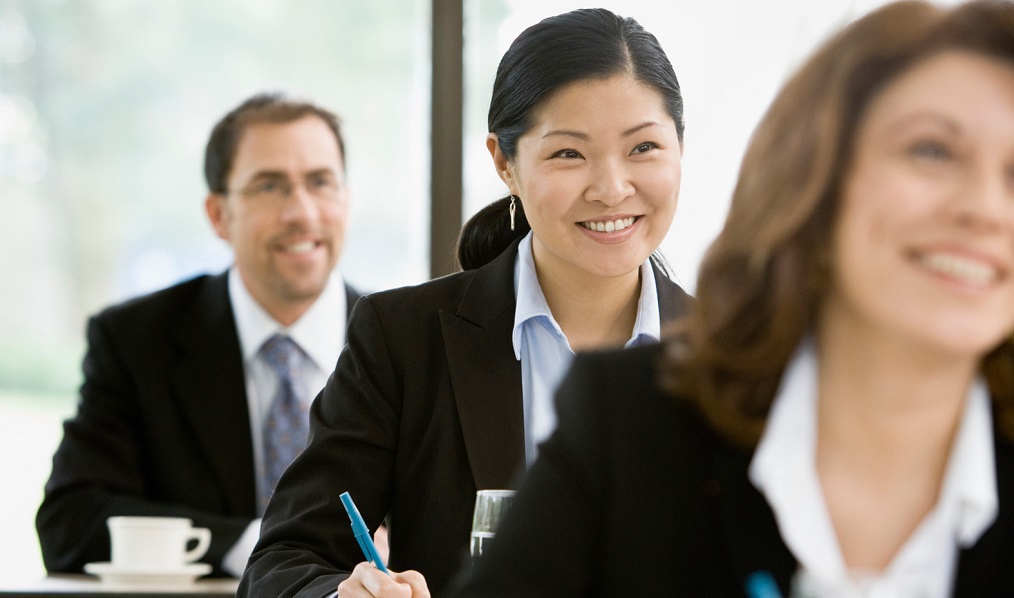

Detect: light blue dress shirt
511,232,661,466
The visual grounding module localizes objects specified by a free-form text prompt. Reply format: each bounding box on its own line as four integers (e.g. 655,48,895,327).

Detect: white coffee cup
107,516,211,570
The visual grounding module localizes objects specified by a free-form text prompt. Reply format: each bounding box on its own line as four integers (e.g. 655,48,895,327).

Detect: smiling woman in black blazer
238,8,693,598
446,1,1014,596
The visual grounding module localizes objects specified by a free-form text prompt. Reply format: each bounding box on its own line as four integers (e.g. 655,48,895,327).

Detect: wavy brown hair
664,0,1014,447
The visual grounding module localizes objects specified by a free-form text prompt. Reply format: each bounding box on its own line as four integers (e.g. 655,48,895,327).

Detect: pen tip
745,571,783,598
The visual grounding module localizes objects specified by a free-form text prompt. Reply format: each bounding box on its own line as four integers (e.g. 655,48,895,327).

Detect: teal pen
339,491,390,574
745,571,784,598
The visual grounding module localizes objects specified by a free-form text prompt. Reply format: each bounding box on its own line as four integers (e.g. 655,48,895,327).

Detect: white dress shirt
749,340,998,598
222,267,349,577
512,232,661,466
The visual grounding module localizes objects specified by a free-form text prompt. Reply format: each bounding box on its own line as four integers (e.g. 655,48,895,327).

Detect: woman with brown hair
447,1,1014,596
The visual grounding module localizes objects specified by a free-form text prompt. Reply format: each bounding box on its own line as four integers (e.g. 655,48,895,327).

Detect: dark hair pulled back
456,8,684,270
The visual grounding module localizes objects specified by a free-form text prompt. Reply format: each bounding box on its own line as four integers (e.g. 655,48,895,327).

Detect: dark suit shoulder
85,273,235,374
560,343,712,447
356,242,516,329
563,344,681,409
345,266,499,375
94,273,224,327
359,267,479,312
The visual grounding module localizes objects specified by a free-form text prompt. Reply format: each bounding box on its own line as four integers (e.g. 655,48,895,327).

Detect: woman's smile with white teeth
918,251,999,286
579,216,637,233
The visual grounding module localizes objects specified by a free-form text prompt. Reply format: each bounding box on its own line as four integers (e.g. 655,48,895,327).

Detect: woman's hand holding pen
337,562,431,598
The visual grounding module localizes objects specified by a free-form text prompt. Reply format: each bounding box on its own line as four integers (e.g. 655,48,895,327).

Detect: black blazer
35,272,360,576
446,344,1014,597
239,242,693,597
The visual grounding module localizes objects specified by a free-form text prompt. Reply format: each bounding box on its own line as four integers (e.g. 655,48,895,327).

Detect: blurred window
0,0,431,397
0,0,429,578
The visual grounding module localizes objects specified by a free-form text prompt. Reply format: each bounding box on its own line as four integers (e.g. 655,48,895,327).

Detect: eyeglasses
229,172,343,203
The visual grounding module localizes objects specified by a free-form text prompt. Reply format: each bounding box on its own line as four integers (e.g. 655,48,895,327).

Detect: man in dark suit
36,92,360,577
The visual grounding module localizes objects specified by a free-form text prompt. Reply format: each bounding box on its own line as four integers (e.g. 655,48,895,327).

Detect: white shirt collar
942,378,998,545
510,231,661,359
228,267,347,371
749,339,998,596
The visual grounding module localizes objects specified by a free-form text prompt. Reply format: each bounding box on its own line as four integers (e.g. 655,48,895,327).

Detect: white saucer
84,562,213,586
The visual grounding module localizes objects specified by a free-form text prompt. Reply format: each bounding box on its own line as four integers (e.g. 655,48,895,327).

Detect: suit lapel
443,244,525,490
953,429,1014,594
170,273,257,516
706,437,797,595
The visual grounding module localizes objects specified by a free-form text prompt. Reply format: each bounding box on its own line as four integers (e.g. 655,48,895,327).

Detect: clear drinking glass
469,489,516,560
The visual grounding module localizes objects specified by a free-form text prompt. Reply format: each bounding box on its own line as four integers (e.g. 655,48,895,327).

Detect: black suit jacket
239,242,693,597
446,344,1014,597
35,271,360,576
